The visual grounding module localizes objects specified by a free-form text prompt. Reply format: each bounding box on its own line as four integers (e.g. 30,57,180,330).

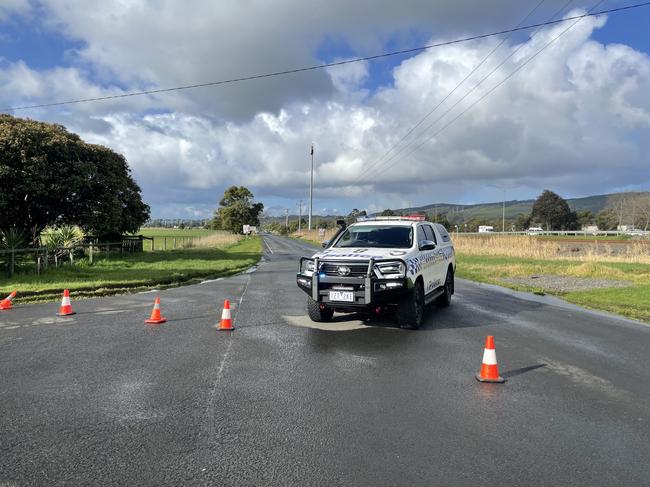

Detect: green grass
456,254,650,323
0,237,262,303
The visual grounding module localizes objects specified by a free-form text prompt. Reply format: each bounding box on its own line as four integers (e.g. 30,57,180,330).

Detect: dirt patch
501,275,631,293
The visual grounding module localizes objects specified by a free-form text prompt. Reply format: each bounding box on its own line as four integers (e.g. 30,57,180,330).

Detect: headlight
301,259,315,275
375,261,405,278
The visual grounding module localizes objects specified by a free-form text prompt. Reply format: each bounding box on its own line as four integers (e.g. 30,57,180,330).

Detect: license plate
329,291,354,302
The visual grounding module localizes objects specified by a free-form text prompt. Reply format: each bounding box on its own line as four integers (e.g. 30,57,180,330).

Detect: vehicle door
414,224,434,294
424,224,445,292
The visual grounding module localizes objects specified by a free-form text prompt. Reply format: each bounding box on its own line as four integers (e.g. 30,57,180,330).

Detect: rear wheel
397,280,424,329
437,268,454,307
307,297,334,322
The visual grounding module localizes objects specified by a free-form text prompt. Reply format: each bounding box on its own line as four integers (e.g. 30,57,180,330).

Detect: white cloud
0,0,29,20
1,4,650,217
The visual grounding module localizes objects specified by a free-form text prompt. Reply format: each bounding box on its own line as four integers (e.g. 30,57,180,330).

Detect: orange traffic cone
217,299,234,330
145,296,167,324
475,335,505,383
57,289,76,316
0,291,16,310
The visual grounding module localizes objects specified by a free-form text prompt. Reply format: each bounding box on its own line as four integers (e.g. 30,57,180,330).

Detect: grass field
135,228,239,251
0,237,261,303
138,228,220,238
454,235,650,323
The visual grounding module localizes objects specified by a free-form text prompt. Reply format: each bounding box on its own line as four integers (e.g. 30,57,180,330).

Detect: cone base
57,311,76,316
475,374,505,383
145,318,167,324
0,305,13,310
217,321,234,330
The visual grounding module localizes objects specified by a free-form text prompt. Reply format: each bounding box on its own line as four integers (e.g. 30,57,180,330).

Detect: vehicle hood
311,248,411,261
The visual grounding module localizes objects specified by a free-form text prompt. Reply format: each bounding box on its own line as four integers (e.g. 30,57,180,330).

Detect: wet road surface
1,234,649,486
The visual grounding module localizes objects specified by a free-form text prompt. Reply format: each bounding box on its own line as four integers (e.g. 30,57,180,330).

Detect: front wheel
397,280,424,329
307,297,334,322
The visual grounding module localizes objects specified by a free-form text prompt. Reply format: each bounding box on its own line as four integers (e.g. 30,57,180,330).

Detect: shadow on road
501,363,547,379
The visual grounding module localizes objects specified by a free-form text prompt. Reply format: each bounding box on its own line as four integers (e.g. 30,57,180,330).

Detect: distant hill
261,191,649,224
385,192,649,221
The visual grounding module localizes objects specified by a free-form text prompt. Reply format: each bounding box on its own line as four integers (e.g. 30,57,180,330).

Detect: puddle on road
283,315,371,331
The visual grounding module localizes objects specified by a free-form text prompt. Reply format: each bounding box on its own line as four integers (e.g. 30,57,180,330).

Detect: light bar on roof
356,215,426,222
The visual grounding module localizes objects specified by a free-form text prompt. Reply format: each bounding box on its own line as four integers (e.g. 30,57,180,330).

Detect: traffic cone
0,291,16,310
217,299,234,330
56,289,76,316
145,296,167,324
475,335,505,383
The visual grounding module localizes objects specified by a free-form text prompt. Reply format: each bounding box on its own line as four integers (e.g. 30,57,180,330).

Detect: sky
1,0,649,219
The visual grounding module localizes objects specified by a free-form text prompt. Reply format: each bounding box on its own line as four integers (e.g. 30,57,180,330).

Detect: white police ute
296,216,456,329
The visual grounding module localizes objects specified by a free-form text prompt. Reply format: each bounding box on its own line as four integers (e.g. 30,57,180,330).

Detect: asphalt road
1,234,649,486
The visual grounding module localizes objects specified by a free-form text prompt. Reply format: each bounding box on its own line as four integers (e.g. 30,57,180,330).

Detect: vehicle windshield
333,225,413,249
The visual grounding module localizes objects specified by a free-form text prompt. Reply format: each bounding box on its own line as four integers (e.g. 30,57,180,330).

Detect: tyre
307,297,334,322
437,268,454,307
397,280,424,329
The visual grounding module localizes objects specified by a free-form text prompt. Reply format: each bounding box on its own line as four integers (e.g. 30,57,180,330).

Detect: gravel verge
501,275,631,293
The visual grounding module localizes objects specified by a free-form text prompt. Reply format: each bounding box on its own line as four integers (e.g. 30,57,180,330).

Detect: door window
423,225,437,244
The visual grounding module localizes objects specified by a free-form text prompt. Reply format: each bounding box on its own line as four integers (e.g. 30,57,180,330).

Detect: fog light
386,282,403,288
298,278,312,287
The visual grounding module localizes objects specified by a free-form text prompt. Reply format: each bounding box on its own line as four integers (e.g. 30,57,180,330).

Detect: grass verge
456,254,650,323
0,237,262,303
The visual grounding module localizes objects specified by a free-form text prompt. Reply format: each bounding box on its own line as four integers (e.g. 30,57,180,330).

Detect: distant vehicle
296,216,456,329
478,225,494,233
527,227,543,235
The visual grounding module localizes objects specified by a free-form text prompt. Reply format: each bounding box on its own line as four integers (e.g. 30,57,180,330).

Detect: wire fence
0,234,205,278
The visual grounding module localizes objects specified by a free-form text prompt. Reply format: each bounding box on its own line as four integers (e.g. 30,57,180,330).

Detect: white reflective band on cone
62,297,71,306
221,308,231,319
482,348,497,365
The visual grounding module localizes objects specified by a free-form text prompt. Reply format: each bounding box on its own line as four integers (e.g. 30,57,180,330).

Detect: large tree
213,186,264,234
0,115,149,241
531,190,578,230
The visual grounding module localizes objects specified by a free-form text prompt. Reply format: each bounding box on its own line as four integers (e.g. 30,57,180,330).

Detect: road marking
263,237,274,254
204,273,251,452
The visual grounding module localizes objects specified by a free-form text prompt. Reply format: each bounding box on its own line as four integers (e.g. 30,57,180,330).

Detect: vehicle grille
320,262,369,277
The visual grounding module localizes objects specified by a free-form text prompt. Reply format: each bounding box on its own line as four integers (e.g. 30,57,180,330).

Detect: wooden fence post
89,244,93,264
10,249,15,277
173,237,176,249
106,244,109,260
164,237,167,250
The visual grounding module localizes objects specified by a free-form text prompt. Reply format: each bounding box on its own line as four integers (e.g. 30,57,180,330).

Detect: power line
354,0,551,181
355,0,575,185
3,1,649,112
359,0,605,184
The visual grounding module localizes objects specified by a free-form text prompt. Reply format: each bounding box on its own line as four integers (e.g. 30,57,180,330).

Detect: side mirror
419,239,436,251
322,240,330,248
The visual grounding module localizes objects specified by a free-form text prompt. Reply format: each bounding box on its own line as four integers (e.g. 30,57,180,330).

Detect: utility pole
298,200,302,233
308,143,314,230
502,189,506,233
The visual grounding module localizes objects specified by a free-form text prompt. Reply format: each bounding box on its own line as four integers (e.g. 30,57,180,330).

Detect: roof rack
357,215,426,222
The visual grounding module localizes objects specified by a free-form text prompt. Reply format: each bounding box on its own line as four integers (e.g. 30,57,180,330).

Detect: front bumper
296,257,411,308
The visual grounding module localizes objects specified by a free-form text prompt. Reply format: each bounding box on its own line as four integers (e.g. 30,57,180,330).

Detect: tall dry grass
454,234,650,264
294,228,339,244
189,232,241,248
